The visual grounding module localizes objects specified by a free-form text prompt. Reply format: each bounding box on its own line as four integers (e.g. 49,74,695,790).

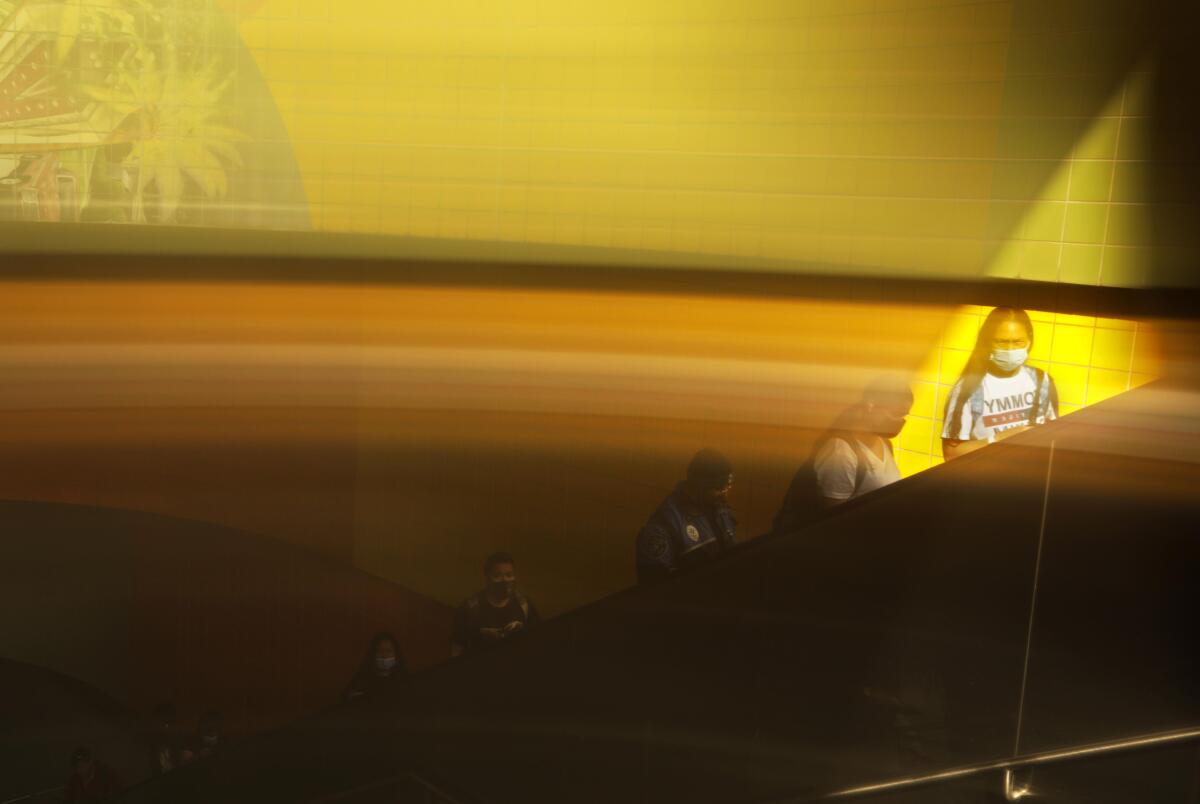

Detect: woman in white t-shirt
941,306,1058,460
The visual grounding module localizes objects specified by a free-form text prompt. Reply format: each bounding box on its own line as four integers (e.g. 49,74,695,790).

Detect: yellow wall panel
1,0,1164,294
1050,324,1095,365
1091,328,1136,372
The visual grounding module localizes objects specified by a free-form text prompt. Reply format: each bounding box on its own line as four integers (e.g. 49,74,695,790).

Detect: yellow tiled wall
1,0,1164,290
987,68,1153,288
893,308,1160,478
234,0,1018,279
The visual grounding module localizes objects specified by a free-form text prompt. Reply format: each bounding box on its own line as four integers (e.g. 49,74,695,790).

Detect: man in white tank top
814,379,911,506
771,378,913,535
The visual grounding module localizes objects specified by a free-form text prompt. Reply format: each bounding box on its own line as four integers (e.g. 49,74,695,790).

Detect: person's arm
942,437,989,460
450,604,469,657
715,509,738,548
342,674,365,703
813,439,858,505
940,382,982,461
636,520,676,582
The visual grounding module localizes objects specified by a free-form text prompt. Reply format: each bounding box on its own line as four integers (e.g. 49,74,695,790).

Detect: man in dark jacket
451,552,541,656
636,448,737,583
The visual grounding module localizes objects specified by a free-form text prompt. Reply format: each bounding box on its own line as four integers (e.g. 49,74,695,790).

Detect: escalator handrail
768,725,1200,803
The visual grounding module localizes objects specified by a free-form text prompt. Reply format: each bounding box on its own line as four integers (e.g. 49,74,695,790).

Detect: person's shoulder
1024,364,1055,382
459,593,481,611
653,488,690,519
816,435,856,462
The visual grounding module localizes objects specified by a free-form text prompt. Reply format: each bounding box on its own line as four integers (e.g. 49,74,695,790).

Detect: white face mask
375,656,397,672
990,346,1029,372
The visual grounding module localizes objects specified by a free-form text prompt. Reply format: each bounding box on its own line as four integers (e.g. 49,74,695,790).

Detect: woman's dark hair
946,306,1035,431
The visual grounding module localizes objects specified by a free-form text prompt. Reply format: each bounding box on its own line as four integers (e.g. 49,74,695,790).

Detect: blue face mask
990,347,1029,372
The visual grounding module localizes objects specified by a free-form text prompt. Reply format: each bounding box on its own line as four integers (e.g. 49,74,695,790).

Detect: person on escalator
771,377,911,536
635,448,737,584
187,710,225,761
148,702,183,775
64,748,122,801
941,306,1058,460
451,552,541,657
343,631,410,704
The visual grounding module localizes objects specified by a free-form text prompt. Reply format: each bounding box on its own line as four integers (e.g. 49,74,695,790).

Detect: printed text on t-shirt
981,390,1035,428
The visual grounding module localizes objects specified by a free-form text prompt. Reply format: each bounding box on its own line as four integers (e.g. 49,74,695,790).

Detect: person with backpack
772,378,912,536
635,448,737,584
941,306,1058,460
451,551,541,656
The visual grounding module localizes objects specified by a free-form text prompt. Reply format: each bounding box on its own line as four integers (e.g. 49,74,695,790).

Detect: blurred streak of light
0,279,1175,465
0,281,945,358
0,281,946,432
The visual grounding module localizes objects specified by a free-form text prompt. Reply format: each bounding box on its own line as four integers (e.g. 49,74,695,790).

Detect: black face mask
488,579,514,598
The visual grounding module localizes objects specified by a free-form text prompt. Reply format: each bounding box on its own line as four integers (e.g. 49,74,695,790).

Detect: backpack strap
968,384,985,422
1026,365,1046,425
